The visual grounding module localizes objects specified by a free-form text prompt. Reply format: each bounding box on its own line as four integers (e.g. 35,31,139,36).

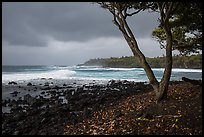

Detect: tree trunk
119,14,160,92
109,3,173,103
155,6,173,102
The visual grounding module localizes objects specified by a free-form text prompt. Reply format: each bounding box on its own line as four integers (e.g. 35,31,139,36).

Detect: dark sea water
2,65,202,84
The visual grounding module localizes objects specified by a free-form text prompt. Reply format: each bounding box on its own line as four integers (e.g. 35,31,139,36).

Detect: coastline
2,78,202,135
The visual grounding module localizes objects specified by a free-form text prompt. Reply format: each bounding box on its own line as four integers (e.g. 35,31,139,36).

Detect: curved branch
126,8,143,16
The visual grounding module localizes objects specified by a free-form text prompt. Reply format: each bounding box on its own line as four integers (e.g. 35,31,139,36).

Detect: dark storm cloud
2,2,159,47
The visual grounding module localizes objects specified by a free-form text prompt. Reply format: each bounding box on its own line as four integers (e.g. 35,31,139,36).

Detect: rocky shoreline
2,79,202,135
2,80,152,135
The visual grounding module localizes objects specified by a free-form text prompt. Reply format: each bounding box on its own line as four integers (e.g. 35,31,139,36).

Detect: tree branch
126,8,143,16
164,2,174,23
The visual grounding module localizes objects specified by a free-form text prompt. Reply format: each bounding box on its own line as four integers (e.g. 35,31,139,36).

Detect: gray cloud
3,36,166,66
3,2,159,47
2,2,164,65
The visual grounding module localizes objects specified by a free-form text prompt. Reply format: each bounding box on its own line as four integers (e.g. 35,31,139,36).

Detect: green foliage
82,54,202,69
152,2,202,55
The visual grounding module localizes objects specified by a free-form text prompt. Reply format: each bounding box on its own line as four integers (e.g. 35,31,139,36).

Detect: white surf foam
172,68,202,73
152,68,202,73
2,69,76,83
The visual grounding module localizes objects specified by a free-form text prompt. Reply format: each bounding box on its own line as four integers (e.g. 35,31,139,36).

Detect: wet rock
75,87,83,92
24,94,32,100
24,94,36,105
10,105,22,112
49,90,57,95
2,100,7,107
8,99,17,107
41,87,51,90
107,80,115,87
67,86,74,88
16,98,24,104
27,82,32,86
44,82,50,86
52,85,61,90
8,81,17,85
10,91,20,97
31,100,45,108
2,99,11,107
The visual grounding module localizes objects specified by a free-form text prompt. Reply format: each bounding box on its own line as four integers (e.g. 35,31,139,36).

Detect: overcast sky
2,2,169,66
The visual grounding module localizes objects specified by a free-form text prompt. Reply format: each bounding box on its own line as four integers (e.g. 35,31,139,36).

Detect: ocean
1,65,202,113
2,65,202,85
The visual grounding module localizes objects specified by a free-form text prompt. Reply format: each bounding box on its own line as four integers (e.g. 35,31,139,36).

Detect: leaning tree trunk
114,10,160,99
104,2,174,102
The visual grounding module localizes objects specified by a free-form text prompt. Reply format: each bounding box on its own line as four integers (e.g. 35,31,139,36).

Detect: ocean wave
75,67,139,72
152,68,202,73
106,68,138,71
172,68,202,73
2,66,202,84
45,65,74,70
2,69,76,83
67,76,146,83
152,68,165,71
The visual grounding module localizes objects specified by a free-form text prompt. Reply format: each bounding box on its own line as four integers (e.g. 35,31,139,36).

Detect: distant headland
79,54,202,69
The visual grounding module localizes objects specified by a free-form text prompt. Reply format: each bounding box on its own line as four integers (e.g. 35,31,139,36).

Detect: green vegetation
81,54,202,69
152,2,202,55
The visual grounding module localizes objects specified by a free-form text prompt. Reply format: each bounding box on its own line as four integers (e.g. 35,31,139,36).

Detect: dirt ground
64,81,202,135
